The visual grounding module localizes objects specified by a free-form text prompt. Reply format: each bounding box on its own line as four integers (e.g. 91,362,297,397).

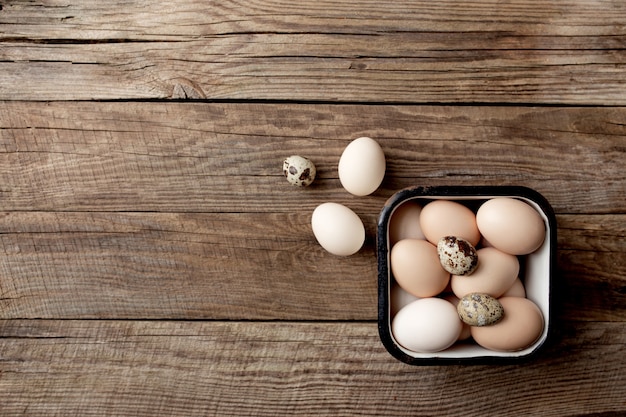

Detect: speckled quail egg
283,155,316,187
457,293,504,327
437,236,479,275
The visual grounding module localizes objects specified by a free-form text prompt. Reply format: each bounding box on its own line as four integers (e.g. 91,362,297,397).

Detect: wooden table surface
1,1,625,415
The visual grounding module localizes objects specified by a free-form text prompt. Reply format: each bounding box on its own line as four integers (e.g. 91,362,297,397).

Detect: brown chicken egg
451,247,519,299
388,201,425,245
477,197,546,255
471,297,544,352
391,239,450,298
420,200,481,247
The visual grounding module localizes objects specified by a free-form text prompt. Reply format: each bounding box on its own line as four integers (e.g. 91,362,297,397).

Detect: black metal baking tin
377,185,557,365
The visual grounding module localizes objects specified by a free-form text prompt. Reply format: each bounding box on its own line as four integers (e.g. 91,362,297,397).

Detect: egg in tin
443,294,472,341
457,293,504,327
437,236,478,275
391,239,450,298
420,200,481,247
477,197,546,255
392,298,462,353
388,201,425,245
390,284,420,317
451,247,519,299
471,297,544,351
502,278,526,298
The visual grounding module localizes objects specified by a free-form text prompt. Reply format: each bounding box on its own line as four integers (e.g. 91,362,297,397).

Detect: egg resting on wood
283,155,316,186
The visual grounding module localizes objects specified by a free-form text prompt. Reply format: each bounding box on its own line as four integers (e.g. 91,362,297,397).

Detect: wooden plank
0,211,623,321
3,0,626,40
0,211,377,320
1,1,625,103
555,215,626,322
0,319,624,416
1,102,624,214
1,2,623,416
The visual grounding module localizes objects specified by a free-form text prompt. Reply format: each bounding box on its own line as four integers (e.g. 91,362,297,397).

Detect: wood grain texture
1,0,625,103
0,211,378,320
1,102,624,213
0,211,623,321
1,1,625,415
0,102,624,323
0,320,624,416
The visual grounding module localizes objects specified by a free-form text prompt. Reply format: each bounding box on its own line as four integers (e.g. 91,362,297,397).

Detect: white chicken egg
338,137,386,196
311,202,365,256
392,298,462,353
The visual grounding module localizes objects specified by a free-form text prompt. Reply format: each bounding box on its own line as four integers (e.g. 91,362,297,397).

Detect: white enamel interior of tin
386,195,551,359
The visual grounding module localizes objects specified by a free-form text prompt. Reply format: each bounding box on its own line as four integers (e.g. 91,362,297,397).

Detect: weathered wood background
0,1,624,416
